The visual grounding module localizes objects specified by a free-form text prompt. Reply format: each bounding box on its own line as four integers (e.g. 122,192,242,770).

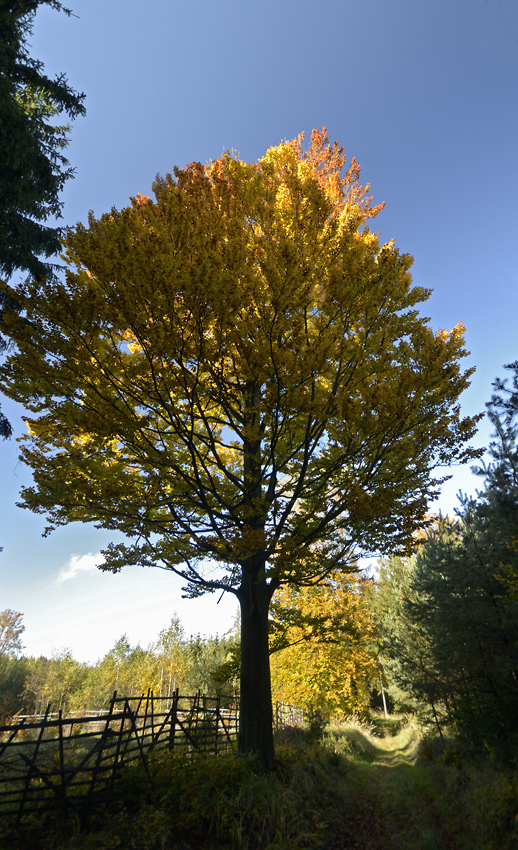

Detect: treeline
0,619,238,719
0,577,380,722
372,363,518,762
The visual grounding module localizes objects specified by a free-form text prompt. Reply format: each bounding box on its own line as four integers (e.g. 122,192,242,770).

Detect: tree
0,0,86,435
383,512,518,753
0,653,30,718
0,608,25,657
98,634,145,698
472,361,518,598
183,634,234,696
151,615,188,698
0,0,85,281
22,648,87,713
373,532,466,731
269,571,378,718
0,129,480,765
373,369,518,754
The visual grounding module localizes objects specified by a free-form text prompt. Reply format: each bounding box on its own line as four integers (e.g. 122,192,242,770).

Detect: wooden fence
274,701,304,728
0,690,238,824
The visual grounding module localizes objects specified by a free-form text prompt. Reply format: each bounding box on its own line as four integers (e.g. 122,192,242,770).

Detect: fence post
107,693,129,795
88,691,117,798
214,694,219,756
16,703,51,825
58,709,66,810
122,698,154,789
168,688,179,751
150,689,155,740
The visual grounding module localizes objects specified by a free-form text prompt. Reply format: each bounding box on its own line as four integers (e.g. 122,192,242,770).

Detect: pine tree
0,0,85,437
374,366,518,755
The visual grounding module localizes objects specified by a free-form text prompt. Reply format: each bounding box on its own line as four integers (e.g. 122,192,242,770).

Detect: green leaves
0,0,86,281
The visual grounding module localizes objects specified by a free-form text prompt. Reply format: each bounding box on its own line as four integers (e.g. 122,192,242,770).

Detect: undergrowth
1,717,517,850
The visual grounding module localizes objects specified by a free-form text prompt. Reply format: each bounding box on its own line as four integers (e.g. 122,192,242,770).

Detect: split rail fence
0,692,302,825
0,690,238,824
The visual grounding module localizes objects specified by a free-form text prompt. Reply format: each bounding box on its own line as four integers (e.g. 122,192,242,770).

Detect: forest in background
0,617,239,718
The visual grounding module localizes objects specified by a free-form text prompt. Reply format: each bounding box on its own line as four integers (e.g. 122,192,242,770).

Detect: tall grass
1,716,517,850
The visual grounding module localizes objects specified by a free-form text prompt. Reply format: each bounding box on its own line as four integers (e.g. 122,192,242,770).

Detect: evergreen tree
372,549,448,725
375,366,518,756
472,361,518,598
0,0,85,282
0,654,31,719
183,634,234,696
0,0,85,436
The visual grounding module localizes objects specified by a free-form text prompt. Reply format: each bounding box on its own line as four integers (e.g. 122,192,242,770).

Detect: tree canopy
0,129,480,764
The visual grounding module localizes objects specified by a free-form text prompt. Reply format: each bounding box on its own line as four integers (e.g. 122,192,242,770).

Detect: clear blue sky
1,0,517,663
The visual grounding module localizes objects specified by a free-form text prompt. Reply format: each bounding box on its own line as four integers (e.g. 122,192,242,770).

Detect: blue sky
1,0,517,663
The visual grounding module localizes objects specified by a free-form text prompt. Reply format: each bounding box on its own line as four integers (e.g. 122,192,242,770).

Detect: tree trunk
237,557,275,767
379,673,388,718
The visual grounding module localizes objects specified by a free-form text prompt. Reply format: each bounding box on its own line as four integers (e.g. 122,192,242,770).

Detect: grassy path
324,722,466,850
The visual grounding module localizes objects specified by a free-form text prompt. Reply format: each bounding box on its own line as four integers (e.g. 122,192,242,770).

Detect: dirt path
370,728,420,768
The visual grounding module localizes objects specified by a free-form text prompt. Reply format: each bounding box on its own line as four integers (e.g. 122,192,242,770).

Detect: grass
1,716,517,849
319,716,518,850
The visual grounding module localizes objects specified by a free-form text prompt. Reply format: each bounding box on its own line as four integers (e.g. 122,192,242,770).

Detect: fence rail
0,690,239,824
0,693,303,824
274,701,304,728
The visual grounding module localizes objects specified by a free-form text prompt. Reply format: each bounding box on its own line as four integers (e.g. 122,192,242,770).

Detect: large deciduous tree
0,129,480,765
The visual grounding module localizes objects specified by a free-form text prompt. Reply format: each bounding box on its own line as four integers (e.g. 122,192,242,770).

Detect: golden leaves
0,127,480,589
270,572,378,716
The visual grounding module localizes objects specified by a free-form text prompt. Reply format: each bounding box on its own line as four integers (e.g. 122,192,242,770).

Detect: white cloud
57,552,105,583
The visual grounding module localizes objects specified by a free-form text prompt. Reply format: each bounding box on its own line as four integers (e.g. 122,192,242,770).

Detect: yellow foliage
0,127,484,763
270,571,378,718
0,126,481,587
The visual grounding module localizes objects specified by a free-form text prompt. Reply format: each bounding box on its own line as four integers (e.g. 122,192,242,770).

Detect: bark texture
237,557,275,767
